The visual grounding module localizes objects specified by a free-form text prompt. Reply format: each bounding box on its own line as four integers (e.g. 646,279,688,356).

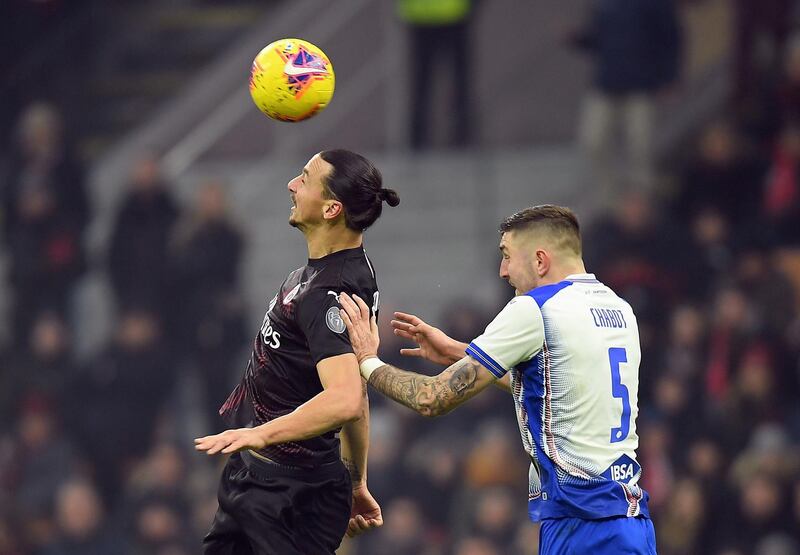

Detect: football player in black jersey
195,150,399,554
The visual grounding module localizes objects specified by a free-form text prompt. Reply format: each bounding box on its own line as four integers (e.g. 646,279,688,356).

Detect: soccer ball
249,38,335,122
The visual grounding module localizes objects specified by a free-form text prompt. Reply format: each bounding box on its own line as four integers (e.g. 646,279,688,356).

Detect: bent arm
252,353,363,445
367,355,497,417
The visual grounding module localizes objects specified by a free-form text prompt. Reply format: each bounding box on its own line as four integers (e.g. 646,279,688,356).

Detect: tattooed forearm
369,358,481,417
342,456,363,483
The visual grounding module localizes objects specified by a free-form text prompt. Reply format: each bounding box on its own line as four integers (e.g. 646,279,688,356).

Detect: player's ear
535,249,551,277
322,199,344,221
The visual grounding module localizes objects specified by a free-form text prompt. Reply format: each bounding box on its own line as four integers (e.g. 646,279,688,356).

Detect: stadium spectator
703,286,758,403
735,246,798,337
461,486,518,552
402,431,461,528
685,435,737,550
686,207,736,296
0,513,25,555
658,304,707,383
41,478,117,555
729,473,794,552
129,496,192,555
675,120,765,230
168,180,246,431
108,152,180,314
357,497,427,555
397,0,476,150
732,0,794,114
71,309,174,505
718,343,788,453
584,192,688,339
637,418,675,512
123,442,191,513
762,122,800,245
0,394,78,552
0,102,89,344
569,0,682,201
6,313,75,411
752,35,800,145
655,478,707,555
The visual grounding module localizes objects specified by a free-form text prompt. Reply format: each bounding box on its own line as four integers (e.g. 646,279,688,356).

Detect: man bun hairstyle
320,149,399,231
499,204,582,256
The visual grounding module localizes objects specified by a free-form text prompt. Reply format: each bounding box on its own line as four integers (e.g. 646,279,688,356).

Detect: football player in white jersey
338,205,656,553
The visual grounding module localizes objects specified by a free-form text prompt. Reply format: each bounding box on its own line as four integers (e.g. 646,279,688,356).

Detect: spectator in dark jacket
570,0,682,203
168,180,245,431
1,103,89,344
762,122,800,245
108,153,179,315
72,309,174,505
41,479,117,555
676,120,766,231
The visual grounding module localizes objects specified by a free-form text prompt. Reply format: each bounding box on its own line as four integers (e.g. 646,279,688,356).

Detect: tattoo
342,456,362,483
369,358,481,417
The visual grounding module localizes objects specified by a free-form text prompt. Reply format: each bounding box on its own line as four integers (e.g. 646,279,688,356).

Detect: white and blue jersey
466,273,649,523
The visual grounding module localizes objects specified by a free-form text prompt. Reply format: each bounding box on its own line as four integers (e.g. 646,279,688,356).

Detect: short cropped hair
499,205,582,256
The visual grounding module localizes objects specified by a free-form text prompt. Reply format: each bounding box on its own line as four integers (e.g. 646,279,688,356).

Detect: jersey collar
308,245,364,267
565,273,599,283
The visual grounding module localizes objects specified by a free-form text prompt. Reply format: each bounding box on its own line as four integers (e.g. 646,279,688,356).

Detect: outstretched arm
367,355,495,417
391,311,468,366
392,310,512,394
339,293,498,417
194,353,362,454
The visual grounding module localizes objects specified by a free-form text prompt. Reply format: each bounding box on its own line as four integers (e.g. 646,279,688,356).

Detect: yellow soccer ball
249,38,335,122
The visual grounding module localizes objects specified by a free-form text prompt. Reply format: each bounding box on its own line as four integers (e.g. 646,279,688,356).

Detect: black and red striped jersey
220,246,379,467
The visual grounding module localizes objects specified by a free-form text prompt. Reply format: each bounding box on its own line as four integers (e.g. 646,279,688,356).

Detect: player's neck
304,225,363,259
539,259,587,286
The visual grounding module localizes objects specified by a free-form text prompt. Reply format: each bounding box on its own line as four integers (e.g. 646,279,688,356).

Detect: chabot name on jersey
589,307,628,329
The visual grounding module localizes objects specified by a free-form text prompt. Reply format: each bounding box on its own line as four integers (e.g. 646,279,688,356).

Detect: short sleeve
295,287,356,365
465,295,544,378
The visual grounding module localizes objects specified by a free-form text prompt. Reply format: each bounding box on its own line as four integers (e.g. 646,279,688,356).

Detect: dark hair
499,204,582,256
319,149,399,231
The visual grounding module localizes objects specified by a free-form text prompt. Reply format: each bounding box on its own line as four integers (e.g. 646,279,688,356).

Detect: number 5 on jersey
608,347,631,444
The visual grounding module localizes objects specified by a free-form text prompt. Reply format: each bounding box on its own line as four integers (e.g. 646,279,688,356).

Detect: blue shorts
539,515,657,554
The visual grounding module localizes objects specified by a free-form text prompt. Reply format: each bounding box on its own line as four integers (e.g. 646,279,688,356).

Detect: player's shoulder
304,254,375,297
337,249,378,295
524,280,576,309
495,294,543,327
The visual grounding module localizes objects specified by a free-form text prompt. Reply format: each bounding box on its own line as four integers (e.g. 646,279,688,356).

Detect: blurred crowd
1,1,800,555
0,101,248,554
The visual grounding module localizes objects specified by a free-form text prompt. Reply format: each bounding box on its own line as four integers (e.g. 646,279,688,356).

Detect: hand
346,485,383,537
194,427,267,455
391,312,463,366
339,293,380,364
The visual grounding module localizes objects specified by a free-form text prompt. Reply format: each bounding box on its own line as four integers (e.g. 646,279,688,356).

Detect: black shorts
202,451,352,555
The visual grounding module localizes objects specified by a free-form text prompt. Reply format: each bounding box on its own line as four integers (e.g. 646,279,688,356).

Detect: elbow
418,400,448,419
339,396,364,424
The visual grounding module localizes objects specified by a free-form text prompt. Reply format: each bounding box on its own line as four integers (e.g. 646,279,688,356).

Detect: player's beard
288,209,309,231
